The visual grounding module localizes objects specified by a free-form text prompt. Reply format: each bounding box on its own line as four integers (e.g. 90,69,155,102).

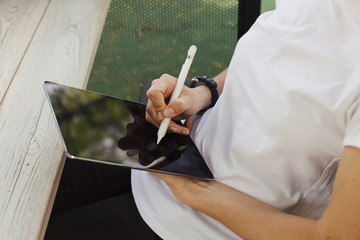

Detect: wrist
191,76,219,114
193,85,213,111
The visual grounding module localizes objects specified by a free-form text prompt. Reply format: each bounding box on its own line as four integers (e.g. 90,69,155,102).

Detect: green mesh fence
261,0,276,13
86,0,239,103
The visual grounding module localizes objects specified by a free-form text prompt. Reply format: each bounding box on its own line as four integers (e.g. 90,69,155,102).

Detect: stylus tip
157,136,162,144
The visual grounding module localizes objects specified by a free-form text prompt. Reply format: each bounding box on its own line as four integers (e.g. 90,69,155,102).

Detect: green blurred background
87,0,276,102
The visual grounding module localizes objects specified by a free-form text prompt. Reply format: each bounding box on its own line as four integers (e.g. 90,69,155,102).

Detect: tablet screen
44,81,213,179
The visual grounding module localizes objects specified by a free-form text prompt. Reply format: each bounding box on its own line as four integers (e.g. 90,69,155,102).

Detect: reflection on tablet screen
44,81,213,179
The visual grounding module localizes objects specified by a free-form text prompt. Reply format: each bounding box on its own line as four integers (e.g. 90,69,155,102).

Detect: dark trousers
44,158,162,240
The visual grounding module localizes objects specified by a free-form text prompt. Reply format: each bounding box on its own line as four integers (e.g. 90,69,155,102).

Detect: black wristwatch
191,76,218,109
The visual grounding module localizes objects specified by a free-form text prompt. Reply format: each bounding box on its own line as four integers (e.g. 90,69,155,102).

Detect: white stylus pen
157,45,197,144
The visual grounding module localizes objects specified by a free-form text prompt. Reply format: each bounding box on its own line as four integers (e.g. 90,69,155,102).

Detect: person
135,0,360,239
45,0,360,239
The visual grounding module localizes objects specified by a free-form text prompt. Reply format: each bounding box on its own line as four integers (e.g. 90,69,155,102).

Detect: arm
145,68,228,134
152,146,360,240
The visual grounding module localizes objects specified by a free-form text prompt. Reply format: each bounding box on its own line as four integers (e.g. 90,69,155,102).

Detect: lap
45,158,161,240
51,158,132,213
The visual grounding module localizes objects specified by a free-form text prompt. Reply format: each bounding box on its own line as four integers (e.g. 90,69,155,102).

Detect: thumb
163,98,185,118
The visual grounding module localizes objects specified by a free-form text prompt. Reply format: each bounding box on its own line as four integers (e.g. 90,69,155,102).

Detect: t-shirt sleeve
343,97,360,148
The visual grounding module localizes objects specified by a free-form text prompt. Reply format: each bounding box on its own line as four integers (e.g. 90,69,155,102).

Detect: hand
145,74,212,135
149,171,214,208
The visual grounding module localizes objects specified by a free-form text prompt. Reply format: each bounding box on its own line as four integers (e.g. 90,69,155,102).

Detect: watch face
199,76,217,88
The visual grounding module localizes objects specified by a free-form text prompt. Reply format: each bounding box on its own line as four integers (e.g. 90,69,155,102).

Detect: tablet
43,81,213,180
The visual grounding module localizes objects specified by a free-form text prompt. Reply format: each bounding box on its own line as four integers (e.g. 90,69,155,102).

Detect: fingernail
181,129,189,135
169,126,178,132
157,111,164,120
163,108,174,117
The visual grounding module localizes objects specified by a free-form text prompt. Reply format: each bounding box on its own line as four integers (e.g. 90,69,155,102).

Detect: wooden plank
0,0,110,239
0,0,50,102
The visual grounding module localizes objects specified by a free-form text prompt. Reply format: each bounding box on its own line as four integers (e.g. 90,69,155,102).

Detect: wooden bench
0,0,110,239
0,1,264,239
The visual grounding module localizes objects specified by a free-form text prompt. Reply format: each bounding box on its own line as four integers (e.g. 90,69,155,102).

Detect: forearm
152,147,360,240
185,180,320,240
213,67,228,96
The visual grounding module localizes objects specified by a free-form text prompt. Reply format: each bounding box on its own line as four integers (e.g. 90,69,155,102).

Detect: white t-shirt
132,0,360,239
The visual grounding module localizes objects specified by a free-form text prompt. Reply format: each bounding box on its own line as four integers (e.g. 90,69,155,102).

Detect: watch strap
191,76,218,109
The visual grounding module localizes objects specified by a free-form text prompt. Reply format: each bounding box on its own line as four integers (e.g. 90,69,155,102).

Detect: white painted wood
0,0,110,239
0,0,50,102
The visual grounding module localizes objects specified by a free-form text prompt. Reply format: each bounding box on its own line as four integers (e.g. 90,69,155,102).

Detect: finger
184,117,193,130
168,121,190,135
145,111,160,128
146,100,161,123
146,88,166,114
146,75,177,113
146,102,187,134
162,98,186,119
